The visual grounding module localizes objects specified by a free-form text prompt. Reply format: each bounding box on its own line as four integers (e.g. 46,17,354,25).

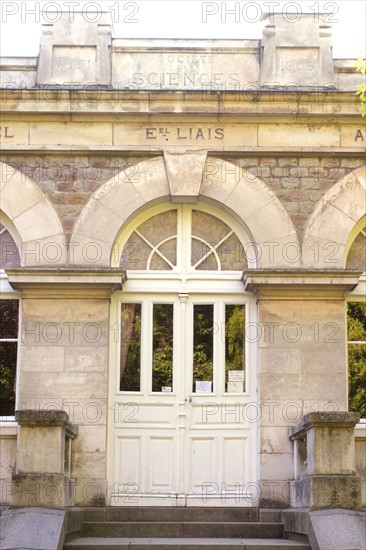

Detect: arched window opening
119,206,248,272
0,223,21,270
346,226,366,271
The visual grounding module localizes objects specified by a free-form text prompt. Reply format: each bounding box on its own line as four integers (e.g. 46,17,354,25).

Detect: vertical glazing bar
178,293,189,499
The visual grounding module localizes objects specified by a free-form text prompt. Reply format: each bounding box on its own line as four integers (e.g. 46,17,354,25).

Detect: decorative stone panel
261,13,334,87
37,12,112,85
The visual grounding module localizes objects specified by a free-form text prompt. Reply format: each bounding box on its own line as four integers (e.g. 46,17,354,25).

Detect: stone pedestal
289,412,362,509
11,410,77,508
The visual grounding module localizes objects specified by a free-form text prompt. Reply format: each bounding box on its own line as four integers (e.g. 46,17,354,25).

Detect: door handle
185,397,192,403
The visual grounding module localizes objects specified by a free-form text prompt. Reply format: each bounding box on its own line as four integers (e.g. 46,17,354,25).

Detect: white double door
107,289,257,507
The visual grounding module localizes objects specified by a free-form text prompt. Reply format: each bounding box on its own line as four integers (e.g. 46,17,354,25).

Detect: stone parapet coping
354,421,366,440
289,411,360,440
0,90,363,119
0,421,17,437
15,410,78,439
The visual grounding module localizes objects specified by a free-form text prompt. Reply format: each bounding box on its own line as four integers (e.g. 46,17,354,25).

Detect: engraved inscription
145,127,224,142
280,59,315,73
112,49,258,90
355,130,365,141
132,72,240,87
159,54,214,65
276,47,320,84
52,46,97,83
0,126,14,138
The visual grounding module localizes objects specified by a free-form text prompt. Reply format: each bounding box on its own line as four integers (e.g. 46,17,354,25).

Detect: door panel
148,436,176,491
188,435,216,492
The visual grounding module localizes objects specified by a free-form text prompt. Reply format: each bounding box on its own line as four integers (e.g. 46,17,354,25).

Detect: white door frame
106,277,259,507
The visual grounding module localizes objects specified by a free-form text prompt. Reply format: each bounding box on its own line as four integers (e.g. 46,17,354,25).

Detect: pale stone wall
228,157,365,239
19,295,110,505
2,155,364,241
257,294,348,506
2,155,146,239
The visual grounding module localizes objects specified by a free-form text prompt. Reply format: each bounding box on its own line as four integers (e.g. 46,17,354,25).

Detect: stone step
64,536,311,550
82,507,280,523
82,521,284,538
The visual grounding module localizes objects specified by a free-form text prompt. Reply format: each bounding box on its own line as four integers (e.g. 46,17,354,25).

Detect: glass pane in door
120,303,142,391
152,304,174,392
193,304,214,393
225,304,245,393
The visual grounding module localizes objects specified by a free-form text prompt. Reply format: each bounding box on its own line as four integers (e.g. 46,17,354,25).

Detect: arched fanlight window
0,223,21,269
119,206,247,271
346,226,366,271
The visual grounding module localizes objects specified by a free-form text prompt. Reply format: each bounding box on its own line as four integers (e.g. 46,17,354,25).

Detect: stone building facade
0,11,365,528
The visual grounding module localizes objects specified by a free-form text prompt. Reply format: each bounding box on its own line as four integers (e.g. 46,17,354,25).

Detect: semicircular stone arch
0,162,66,267
70,156,299,268
302,166,366,269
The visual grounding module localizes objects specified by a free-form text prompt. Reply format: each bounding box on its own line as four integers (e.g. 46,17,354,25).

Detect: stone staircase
64,507,311,549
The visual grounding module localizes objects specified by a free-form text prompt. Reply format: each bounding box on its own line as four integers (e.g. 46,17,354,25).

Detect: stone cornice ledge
243,269,362,298
6,268,126,298
15,410,78,439
289,411,360,441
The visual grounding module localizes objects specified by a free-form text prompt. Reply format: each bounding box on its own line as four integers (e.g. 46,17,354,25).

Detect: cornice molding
6,268,126,298
243,269,362,299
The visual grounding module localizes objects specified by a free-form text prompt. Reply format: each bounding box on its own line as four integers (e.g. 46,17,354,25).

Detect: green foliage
347,302,366,418
193,344,213,381
0,300,19,416
0,349,17,414
0,300,19,338
193,306,214,386
120,305,141,391
225,305,245,371
355,52,366,117
152,304,173,392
